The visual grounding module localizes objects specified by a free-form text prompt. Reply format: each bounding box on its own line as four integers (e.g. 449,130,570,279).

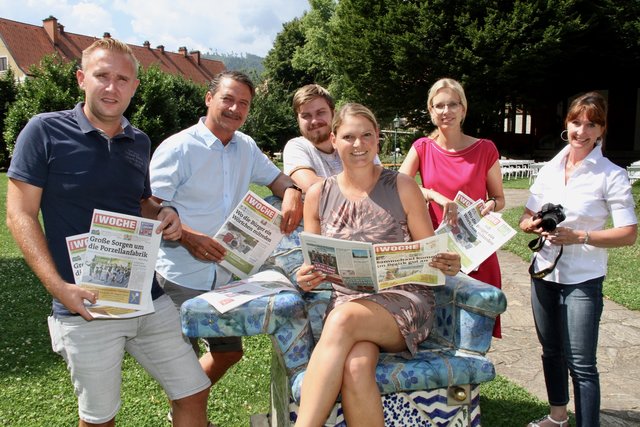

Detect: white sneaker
528,415,569,427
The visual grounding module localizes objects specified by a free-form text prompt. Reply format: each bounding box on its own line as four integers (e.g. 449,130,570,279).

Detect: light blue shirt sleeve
150,121,281,290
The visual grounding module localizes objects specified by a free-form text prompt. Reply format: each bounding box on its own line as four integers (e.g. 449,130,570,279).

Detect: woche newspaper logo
374,242,420,253
245,194,277,220
92,212,138,232
67,235,87,252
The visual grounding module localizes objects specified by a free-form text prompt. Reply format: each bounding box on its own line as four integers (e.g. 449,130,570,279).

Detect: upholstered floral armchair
181,198,507,426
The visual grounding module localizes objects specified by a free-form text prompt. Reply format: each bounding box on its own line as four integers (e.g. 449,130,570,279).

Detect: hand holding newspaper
436,191,516,274
213,191,285,279
300,232,448,293
66,209,160,318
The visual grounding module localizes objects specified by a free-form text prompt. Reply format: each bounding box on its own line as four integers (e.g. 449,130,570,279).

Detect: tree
3,55,81,154
254,1,343,153
3,59,207,157
0,67,18,166
263,18,310,92
326,0,640,137
255,18,312,153
242,78,298,155
128,66,206,150
290,0,337,87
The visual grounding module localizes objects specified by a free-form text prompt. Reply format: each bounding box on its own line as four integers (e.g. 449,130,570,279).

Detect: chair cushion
290,348,496,403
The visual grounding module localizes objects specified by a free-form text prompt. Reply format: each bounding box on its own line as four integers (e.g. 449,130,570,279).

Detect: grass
0,176,271,426
501,177,533,190
1,173,637,426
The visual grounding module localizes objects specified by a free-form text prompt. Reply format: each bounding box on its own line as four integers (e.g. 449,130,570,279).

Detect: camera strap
528,235,545,251
528,238,563,279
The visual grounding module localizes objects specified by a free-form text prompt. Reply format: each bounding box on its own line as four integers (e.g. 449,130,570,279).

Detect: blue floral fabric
180,195,507,421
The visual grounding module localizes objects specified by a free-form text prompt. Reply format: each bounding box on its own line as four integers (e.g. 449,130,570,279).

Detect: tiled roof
0,16,225,85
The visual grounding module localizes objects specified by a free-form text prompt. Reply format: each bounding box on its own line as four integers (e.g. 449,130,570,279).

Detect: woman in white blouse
519,92,637,427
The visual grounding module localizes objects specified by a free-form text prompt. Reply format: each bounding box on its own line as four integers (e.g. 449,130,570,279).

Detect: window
0,57,7,72
503,103,532,135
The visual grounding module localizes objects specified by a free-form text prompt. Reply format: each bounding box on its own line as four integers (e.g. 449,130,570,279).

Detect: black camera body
535,203,566,232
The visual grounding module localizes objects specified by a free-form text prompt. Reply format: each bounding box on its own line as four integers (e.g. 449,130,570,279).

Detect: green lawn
1,173,637,426
0,176,270,426
501,177,532,189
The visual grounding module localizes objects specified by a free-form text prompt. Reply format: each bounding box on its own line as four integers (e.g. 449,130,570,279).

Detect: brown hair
292,84,335,115
81,38,138,73
565,92,607,140
208,70,255,99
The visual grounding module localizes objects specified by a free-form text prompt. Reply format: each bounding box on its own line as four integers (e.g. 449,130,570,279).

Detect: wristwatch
286,183,303,193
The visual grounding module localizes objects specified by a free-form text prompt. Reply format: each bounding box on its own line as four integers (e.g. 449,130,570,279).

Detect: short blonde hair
81,38,139,74
427,78,468,116
331,103,378,134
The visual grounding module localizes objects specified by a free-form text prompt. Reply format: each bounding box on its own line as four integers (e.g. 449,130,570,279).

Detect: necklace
564,158,584,183
565,158,583,170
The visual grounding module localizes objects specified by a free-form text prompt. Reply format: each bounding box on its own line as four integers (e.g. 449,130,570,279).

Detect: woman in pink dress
399,77,505,338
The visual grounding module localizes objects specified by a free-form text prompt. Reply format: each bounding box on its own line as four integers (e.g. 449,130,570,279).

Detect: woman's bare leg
295,300,405,427
341,341,384,427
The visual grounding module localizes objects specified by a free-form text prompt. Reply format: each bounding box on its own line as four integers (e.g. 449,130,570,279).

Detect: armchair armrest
181,290,314,374
425,273,507,355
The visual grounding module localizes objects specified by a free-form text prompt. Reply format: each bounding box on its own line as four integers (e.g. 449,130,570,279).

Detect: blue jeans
531,276,604,427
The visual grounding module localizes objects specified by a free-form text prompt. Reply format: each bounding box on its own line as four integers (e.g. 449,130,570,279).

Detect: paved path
490,189,640,426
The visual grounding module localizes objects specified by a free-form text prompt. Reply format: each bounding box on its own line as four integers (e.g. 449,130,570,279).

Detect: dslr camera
534,203,566,232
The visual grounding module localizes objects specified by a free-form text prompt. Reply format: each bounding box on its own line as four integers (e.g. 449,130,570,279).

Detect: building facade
0,16,224,85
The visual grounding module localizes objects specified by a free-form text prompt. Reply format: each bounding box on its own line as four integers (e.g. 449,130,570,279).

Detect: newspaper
66,233,154,318
196,270,296,313
74,209,161,316
213,191,284,279
435,191,517,274
299,232,447,293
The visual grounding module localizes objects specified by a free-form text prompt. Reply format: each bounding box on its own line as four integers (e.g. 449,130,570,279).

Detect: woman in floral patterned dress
294,103,461,427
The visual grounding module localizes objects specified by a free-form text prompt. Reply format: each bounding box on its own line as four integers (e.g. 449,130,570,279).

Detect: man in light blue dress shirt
150,71,303,403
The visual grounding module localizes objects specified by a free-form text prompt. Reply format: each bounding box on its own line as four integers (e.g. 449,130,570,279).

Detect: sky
0,0,310,57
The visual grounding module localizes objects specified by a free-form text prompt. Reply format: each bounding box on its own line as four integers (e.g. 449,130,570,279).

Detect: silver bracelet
584,230,590,245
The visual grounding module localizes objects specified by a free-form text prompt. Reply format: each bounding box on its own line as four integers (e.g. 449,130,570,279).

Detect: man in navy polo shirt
6,38,211,427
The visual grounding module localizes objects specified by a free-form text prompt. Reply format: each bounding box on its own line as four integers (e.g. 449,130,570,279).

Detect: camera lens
537,203,565,232
540,217,558,232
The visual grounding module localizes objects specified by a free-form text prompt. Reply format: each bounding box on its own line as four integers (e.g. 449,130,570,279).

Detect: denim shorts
48,294,211,424
156,273,243,353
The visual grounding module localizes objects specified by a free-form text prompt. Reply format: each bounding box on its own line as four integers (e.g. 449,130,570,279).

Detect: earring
560,130,568,141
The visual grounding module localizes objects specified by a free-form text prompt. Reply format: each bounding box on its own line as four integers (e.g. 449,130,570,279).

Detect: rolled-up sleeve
150,142,182,202
252,147,281,186
606,169,638,227
526,167,551,213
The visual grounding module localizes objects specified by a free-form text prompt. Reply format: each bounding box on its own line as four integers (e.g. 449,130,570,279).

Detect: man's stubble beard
305,127,331,147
